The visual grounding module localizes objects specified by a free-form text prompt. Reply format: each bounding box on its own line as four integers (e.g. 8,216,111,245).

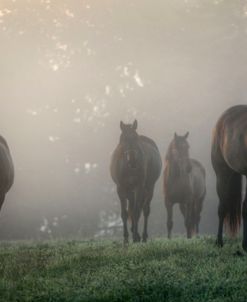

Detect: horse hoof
187,231,192,239
123,238,129,245
234,250,244,257
216,239,223,248
142,237,147,243
242,242,247,252
133,234,141,243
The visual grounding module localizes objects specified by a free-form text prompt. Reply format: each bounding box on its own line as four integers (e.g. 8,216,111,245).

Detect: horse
0,135,14,212
163,132,206,239
211,104,247,251
110,120,162,243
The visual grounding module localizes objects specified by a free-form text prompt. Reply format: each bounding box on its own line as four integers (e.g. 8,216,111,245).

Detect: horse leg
216,200,226,247
214,162,242,246
117,187,129,244
0,193,5,212
142,187,154,242
242,181,247,251
179,203,188,236
184,200,193,239
132,188,143,243
195,196,204,236
165,201,173,239
242,201,247,252
185,212,192,238
195,215,200,235
142,203,150,243
127,191,135,235
215,173,232,247
194,203,200,235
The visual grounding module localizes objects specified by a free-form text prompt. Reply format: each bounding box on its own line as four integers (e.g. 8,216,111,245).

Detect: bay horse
163,132,206,238
0,135,14,212
110,120,162,243
211,105,247,251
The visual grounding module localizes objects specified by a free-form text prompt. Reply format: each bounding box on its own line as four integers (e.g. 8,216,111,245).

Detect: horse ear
132,119,138,130
174,132,178,140
120,121,124,131
184,132,189,139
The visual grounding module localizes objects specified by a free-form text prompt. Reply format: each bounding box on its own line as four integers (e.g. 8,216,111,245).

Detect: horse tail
224,173,242,236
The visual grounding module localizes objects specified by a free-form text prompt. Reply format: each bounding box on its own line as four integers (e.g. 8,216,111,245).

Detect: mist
0,0,246,240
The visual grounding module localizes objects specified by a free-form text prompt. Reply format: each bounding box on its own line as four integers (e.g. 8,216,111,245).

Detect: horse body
211,105,247,250
164,133,206,238
0,135,14,211
110,121,162,243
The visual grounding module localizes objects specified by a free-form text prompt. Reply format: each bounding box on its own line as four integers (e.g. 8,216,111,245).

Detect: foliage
0,237,247,301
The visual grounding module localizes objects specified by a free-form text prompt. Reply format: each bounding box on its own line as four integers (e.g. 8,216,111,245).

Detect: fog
0,0,246,240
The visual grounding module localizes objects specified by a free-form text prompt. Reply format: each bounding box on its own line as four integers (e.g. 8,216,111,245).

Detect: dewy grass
0,237,246,302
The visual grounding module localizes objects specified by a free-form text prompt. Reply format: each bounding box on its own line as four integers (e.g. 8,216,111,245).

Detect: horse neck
166,156,191,180
121,140,144,168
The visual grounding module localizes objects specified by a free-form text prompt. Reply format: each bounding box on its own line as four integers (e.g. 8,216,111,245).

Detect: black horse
212,105,247,251
0,135,14,212
110,120,162,243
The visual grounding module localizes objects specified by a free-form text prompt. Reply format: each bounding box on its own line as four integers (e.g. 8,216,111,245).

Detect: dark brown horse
110,120,162,243
211,105,247,251
0,135,14,212
163,133,206,238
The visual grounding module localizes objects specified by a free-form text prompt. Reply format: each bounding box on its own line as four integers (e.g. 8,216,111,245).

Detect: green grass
0,237,247,301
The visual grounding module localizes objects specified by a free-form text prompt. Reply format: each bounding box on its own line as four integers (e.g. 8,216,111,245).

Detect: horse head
119,120,140,169
168,132,192,174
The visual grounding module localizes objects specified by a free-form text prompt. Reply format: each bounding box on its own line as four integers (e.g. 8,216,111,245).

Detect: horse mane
165,140,174,161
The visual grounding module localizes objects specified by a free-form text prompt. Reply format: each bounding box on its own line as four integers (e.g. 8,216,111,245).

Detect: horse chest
167,178,191,202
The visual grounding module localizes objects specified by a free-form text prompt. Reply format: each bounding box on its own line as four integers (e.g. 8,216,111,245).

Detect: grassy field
0,237,247,302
